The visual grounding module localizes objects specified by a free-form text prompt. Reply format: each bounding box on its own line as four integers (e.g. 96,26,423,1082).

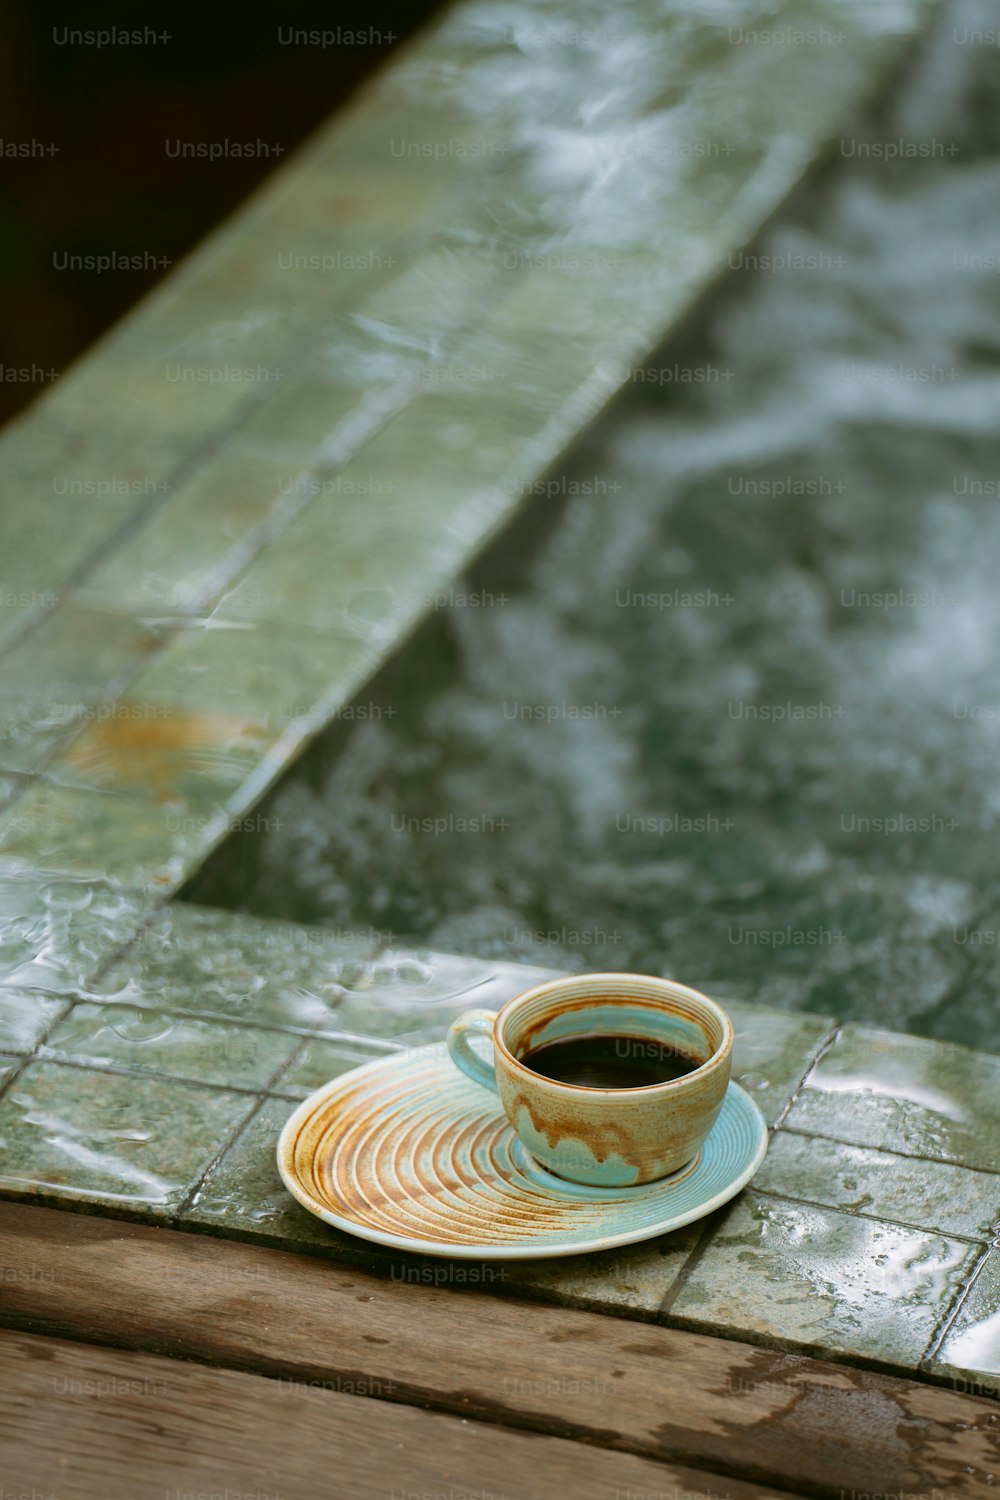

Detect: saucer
277,1043,768,1259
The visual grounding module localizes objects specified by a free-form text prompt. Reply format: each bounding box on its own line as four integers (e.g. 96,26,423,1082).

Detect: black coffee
519,1033,701,1089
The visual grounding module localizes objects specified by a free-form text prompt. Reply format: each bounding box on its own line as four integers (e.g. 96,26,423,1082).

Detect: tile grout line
922,1241,996,1367
657,1028,853,1322
748,1184,990,1247
0,890,172,1110
0,1051,289,1101
0,997,78,1113
775,1122,1000,1178
39,994,358,1041
0,161,457,669
655,1204,734,1322
771,1023,841,1131
0,252,572,890
171,1029,318,1222
0,162,545,679
0,397,261,666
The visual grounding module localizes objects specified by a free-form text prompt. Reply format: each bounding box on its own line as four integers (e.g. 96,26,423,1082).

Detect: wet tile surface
785,1026,1000,1171
0,869,152,992
0,899,996,1385
324,950,558,1042
669,1192,980,1367
930,1250,1000,1398
724,1002,834,1126
72,443,305,617
0,783,220,892
40,1002,298,1092
0,0,974,1390
0,775,28,814
0,990,69,1055
507,1227,700,1316
273,1034,403,1098
0,1060,253,1215
0,608,159,775
754,1131,1000,1241
92,902,377,1030
182,1095,359,1252
47,625,376,814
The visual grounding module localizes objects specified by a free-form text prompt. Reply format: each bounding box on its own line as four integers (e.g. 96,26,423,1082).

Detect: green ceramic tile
73,444,308,616
225,371,385,454
756,1132,1000,1241
0,775,29,813
40,1002,298,1091
447,324,602,417
351,248,505,344
724,1001,835,1126
0,415,166,617
486,258,667,343
41,627,374,852
785,1026,1000,1171
670,1192,979,1369
0,867,152,992
321,950,558,1042
136,621,370,715
47,711,273,812
93,902,378,1030
0,783,221,892
0,1060,254,1215
306,94,510,186
47,625,374,813
114,211,411,356
0,409,206,570
110,271,310,361
273,1034,403,1097
182,1095,363,1253
0,608,160,774
278,161,452,236
929,1250,1000,1399
47,352,272,452
0,990,68,1054
209,482,471,637
506,1227,700,1317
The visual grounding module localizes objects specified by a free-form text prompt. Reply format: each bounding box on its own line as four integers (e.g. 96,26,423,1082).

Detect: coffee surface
519,1033,701,1089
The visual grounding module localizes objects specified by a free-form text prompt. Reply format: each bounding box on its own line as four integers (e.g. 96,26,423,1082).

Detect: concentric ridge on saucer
277,1043,768,1259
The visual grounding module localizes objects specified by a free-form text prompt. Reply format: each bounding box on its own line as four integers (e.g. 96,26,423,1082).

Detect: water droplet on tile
737,1071,769,1091
41,882,94,912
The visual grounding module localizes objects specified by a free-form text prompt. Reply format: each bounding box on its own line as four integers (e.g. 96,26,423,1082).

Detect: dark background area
0,3,443,425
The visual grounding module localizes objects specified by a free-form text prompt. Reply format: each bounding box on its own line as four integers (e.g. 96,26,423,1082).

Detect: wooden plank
1,1202,996,1498
0,1329,798,1500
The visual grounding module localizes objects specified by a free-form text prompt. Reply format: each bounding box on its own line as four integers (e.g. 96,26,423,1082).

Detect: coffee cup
447,972,733,1186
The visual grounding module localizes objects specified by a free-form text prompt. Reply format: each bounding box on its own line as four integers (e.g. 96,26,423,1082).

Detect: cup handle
446,1009,499,1093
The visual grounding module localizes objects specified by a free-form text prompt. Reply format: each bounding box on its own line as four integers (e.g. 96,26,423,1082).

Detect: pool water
186,5,1000,1051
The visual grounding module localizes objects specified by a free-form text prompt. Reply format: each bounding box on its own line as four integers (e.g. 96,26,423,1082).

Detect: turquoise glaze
448,973,734,1187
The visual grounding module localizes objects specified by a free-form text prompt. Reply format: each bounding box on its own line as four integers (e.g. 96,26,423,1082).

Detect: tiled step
0,0,935,896
0,899,996,1396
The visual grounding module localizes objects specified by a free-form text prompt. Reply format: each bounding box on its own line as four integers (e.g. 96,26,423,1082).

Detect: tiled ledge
0,900,996,1399
2,0,989,1417
0,0,933,898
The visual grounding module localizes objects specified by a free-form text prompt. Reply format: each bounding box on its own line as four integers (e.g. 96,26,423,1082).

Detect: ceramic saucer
277,1042,767,1259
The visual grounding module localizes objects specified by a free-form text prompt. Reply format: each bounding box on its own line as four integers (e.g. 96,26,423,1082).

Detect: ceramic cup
446,973,733,1187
